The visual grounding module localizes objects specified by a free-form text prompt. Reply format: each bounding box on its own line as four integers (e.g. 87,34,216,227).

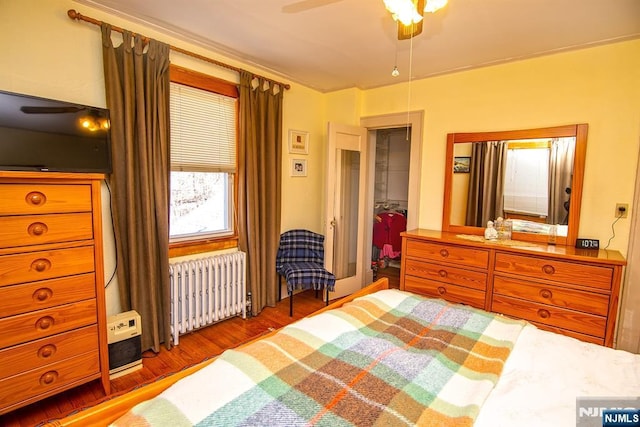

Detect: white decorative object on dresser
400,229,626,347
0,171,110,415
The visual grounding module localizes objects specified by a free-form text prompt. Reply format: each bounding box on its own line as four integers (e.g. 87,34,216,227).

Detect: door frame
360,111,424,284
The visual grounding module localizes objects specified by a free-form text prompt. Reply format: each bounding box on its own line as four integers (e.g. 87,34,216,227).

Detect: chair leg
289,289,293,317
325,286,329,306
278,276,282,302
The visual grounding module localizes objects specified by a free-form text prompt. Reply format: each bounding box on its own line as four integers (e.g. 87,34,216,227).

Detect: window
169,66,238,250
503,147,550,216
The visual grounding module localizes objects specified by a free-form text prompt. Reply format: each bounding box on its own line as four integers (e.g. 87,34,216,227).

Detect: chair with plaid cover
276,229,336,316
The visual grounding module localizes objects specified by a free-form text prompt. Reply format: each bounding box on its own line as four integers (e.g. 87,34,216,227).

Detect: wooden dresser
401,229,626,347
0,172,110,415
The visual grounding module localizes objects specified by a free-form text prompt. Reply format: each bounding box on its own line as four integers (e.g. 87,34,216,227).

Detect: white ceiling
76,0,640,93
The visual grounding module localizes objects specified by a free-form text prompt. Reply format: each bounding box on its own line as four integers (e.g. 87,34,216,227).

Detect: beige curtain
548,137,575,225
101,24,171,352
465,141,507,227
238,71,283,316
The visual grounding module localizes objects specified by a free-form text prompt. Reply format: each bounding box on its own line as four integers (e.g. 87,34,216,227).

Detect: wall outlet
615,203,629,218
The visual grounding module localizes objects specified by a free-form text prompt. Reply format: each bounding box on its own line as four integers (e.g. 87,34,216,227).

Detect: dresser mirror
442,124,588,246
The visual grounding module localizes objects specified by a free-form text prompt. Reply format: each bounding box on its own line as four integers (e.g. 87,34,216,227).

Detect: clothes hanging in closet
373,211,407,259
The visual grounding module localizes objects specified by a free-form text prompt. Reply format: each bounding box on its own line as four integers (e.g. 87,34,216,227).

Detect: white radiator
169,252,247,345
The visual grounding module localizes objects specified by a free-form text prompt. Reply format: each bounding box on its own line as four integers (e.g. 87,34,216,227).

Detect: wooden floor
1,273,401,427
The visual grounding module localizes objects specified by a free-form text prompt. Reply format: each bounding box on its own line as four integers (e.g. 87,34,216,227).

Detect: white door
325,122,368,299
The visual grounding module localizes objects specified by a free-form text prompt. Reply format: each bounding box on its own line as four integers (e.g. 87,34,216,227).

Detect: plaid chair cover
276,229,336,293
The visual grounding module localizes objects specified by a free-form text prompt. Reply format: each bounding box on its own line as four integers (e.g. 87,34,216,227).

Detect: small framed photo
291,158,307,177
453,156,471,173
288,129,309,154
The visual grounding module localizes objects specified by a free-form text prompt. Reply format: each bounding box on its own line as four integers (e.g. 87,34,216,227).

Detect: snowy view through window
170,171,229,238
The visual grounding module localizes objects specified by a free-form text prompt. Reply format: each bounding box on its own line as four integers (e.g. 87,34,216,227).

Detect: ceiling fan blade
282,0,344,14
20,106,84,114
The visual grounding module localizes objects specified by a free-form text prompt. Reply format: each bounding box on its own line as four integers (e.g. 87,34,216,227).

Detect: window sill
169,235,239,258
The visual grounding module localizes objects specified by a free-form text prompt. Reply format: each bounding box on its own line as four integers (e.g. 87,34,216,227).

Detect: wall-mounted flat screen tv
0,90,112,173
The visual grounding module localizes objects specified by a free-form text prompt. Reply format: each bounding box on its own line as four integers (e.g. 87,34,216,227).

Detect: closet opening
372,127,411,286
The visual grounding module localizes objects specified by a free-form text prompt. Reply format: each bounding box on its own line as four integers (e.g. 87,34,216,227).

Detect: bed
47,278,640,427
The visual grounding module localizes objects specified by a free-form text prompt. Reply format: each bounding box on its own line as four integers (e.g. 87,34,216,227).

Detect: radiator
169,252,247,345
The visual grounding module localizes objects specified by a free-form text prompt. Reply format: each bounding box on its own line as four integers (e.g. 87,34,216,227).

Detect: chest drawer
405,259,487,291
0,184,92,216
0,299,97,348
493,275,609,316
404,275,486,309
0,213,94,249
0,350,100,413
492,294,606,338
0,273,96,318
405,239,489,269
0,325,99,380
494,252,613,290
0,246,95,287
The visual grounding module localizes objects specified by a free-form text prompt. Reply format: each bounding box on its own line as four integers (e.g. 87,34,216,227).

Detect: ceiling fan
281,0,344,14
282,0,435,40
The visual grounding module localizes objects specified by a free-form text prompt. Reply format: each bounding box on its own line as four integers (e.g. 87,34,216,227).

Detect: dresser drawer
492,294,606,338
404,275,486,309
0,213,93,249
405,239,489,269
0,246,95,287
0,273,96,318
405,259,487,291
0,350,100,413
0,299,97,348
494,252,613,291
493,275,609,316
0,325,98,380
0,184,92,216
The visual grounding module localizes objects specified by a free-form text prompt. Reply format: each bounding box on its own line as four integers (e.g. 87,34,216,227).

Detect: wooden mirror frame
442,124,588,246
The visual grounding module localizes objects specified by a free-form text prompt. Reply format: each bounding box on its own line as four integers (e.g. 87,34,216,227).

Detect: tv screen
0,90,112,173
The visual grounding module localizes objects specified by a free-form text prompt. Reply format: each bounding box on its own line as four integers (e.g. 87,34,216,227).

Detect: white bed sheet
476,324,640,426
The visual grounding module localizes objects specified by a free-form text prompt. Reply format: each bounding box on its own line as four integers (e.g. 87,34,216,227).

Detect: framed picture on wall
288,129,309,154
291,159,307,177
453,156,471,173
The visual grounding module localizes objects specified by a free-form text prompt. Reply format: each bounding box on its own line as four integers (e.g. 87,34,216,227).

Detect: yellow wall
360,40,640,255
2,1,639,317
0,0,328,313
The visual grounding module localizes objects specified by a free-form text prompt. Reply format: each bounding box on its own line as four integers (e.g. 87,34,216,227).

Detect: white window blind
503,148,550,216
170,82,237,173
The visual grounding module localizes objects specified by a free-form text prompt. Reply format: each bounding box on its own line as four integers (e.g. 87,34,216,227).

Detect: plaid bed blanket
112,290,525,427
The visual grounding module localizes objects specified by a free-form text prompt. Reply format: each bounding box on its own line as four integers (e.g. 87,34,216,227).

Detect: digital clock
575,238,600,249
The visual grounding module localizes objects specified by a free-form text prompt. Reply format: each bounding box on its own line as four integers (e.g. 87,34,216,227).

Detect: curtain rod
67,9,291,90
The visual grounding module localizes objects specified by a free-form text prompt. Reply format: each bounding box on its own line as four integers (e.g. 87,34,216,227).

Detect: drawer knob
38,344,57,359
438,270,447,278
32,258,52,272
537,309,551,319
29,222,48,236
539,289,553,299
439,249,449,258
33,287,53,302
40,371,59,386
437,286,447,295
26,191,47,206
36,316,55,331
542,264,555,275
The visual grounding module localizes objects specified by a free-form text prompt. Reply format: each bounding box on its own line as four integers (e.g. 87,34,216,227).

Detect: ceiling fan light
384,0,423,25
424,0,447,13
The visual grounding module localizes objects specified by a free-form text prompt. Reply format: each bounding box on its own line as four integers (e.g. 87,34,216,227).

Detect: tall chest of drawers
0,172,110,414
401,229,626,347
